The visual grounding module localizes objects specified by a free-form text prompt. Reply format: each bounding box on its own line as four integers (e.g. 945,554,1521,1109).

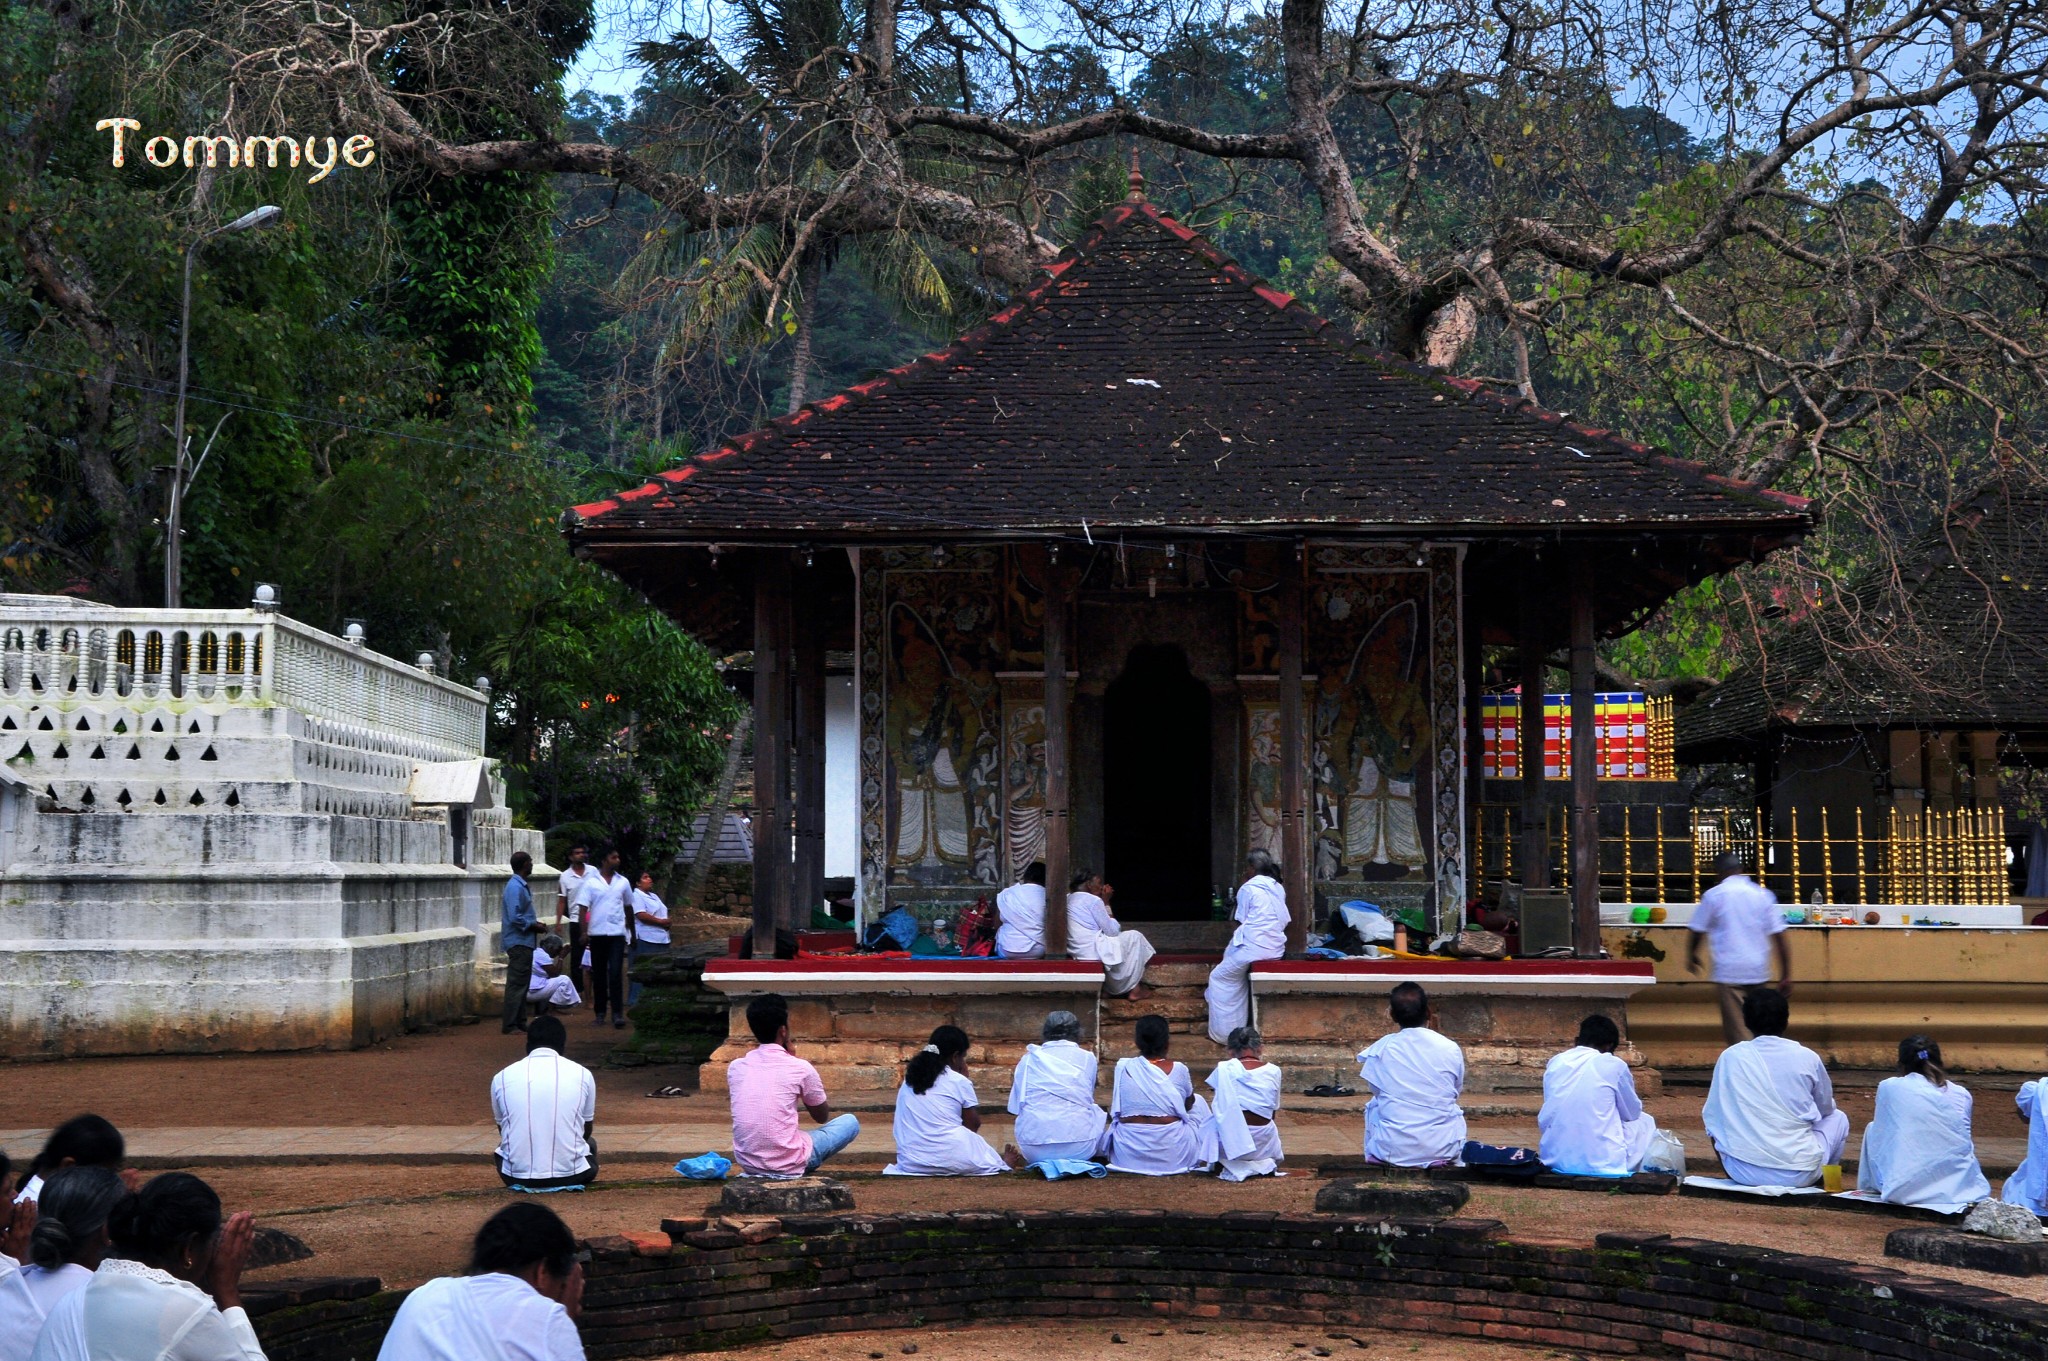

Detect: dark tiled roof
1678,479,2048,752
565,200,1811,542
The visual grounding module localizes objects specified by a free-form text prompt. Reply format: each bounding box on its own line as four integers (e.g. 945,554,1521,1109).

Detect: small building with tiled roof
566,186,1814,960
1677,476,2047,900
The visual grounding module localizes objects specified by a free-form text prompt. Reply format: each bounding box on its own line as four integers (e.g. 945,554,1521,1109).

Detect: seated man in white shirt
994,862,1048,960
376,1202,586,1361
490,1017,599,1191
1702,988,1850,1187
1537,1014,1659,1177
1358,983,1468,1167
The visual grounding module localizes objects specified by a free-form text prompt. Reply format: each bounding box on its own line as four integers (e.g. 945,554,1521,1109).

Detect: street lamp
165,204,283,608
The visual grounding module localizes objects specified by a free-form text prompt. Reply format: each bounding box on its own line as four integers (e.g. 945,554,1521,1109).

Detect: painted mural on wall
1310,569,1431,882
1237,545,1466,915
1002,689,1047,880
858,548,1006,897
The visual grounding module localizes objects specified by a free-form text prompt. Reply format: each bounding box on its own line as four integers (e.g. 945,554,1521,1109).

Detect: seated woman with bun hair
28,1171,261,1361
0,1166,126,1361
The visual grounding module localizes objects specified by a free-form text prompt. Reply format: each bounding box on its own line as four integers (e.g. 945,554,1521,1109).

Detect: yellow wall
1603,925,2048,1071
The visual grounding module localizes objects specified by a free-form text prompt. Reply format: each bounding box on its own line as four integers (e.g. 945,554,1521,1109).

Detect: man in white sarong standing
1107,1016,1218,1175
2003,1063,2048,1214
1859,1035,1989,1210
1208,1025,1284,1181
1358,983,1467,1167
1067,872,1156,999
1537,1014,1658,1177
1206,849,1291,1045
1007,1010,1108,1163
1702,988,1849,1187
1687,851,1792,1044
995,862,1048,959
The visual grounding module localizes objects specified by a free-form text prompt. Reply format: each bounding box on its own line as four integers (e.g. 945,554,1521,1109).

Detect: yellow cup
1821,1164,1843,1193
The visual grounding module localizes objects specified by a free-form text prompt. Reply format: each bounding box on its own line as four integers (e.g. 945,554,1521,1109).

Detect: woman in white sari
1007,1012,1108,1164
1207,1026,1284,1182
1066,873,1156,1000
1858,1035,1990,1211
29,1172,264,1361
1107,1016,1218,1175
884,1027,1023,1176
0,1167,124,1361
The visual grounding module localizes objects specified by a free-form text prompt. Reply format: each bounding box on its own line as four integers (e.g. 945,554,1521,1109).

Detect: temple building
565,186,1812,1089
569,188,1809,937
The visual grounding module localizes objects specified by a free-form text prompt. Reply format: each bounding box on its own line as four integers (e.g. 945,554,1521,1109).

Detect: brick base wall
250,1212,2048,1361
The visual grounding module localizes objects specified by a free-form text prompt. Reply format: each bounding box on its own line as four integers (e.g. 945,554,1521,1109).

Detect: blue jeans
805,1114,861,1173
628,940,664,1006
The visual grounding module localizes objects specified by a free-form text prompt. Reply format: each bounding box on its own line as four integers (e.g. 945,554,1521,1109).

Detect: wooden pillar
1042,561,1072,958
792,575,826,927
1279,555,1309,953
751,551,793,955
1969,731,2001,808
1517,571,1551,888
1569,554,1601,957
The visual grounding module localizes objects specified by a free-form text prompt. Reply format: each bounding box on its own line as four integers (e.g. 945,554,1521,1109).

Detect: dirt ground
658,1320,1576,1361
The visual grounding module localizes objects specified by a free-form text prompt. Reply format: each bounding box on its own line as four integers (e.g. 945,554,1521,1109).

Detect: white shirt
1689,874,1785,985
631,889,670,946
1859,1073,1989,1210
376,1273,585,1361
557,866,594,924
578,872,632,938
1231,876,1290,957
1006,1041,1104,1148
1065,892,1118,960
994,883,1046,957
13,1176,43,1206
1537,1046,1645,1177
528,949,557,992
27,1258,266,1361
491,1048,597,1180
885,1067,1006,1176
1359,1027,1468,1166
0,1264,93,1361
1702,1035,1838,1176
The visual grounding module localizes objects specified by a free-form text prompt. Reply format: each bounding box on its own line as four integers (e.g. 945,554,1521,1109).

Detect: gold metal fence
1473,803,2009,907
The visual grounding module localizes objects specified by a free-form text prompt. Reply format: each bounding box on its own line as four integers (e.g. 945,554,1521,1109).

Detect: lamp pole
166,205,283,608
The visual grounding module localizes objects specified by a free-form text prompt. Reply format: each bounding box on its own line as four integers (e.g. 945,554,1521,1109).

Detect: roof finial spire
1127,143,1145,201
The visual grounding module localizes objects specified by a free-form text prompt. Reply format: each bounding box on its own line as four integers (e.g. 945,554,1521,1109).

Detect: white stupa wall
0,596,551,1056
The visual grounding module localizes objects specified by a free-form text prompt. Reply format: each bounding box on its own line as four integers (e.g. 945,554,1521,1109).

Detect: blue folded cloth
1304,946,1351,960
1030,1158,1108,1180
675,1151,735,1180
506,1183,590,1194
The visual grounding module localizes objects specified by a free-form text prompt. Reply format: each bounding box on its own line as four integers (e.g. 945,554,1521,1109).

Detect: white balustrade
0,602,485,757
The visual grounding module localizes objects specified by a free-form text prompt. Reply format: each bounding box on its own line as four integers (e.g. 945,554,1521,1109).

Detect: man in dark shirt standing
502,850,539,1034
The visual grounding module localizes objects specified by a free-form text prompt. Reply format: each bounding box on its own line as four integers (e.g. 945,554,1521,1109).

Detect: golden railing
1474,803,2009,907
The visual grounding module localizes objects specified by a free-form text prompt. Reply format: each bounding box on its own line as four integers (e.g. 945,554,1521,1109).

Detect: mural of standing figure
1340,598,1427,875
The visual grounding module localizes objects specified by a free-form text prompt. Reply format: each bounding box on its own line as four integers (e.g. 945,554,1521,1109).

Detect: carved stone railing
0,600,485,757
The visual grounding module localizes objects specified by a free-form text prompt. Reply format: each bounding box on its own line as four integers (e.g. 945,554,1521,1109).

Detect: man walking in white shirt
490,1016,598,1190
578,848,634,1029
1687,851,1793,1043
558,844,595,991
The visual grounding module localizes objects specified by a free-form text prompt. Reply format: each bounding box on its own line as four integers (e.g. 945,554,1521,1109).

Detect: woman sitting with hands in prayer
0,1167,125,1361
884,1026,1024,1175
29,1171,263,1361
1107,1015,1218,1176
1859,1035,1989,1210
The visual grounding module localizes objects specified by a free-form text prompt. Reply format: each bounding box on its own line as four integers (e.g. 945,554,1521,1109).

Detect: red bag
954,897,996,957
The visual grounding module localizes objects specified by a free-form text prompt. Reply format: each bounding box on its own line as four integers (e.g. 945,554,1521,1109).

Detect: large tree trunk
784,253,824,414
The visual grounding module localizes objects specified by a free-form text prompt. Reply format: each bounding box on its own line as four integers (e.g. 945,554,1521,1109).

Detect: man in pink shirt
727,994,861,1177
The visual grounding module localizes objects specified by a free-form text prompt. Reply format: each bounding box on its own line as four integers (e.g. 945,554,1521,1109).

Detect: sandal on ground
1303,1084,1356,1098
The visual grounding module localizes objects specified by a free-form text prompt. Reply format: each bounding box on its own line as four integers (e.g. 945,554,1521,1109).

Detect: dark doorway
1103,644,1211,919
